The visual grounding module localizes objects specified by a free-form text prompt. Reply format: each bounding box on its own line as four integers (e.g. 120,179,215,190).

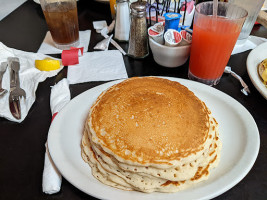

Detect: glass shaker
127,1,149,58
114,0,130,42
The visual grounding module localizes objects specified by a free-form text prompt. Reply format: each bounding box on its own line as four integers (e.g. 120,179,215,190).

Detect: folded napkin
42,78,70,194
37,30,91,54
232,35,267,55
0,42,63,122
67,50,128,84
43,143,61,194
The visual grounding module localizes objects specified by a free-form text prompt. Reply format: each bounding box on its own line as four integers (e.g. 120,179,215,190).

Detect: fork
10,59,26,100
0,62,8,97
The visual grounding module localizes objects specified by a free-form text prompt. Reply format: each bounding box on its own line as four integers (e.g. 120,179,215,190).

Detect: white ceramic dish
149,37,191,68
247,42,267,100
48,77,260,200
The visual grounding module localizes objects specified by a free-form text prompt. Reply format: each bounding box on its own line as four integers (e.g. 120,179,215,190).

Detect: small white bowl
149,37,191,68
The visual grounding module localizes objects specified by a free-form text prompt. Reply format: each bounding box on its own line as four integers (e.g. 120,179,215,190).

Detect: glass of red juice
40,0,80,50
188,2,247,85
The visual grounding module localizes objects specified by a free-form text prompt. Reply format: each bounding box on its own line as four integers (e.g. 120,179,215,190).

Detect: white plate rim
48,77,260,200
247,42,267,100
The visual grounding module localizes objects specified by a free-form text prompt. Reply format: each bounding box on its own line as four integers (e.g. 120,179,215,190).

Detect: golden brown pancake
81,77,222,193
82,120,221,192
89,77,210,165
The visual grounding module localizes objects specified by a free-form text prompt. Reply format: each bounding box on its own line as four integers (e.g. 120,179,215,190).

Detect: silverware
0,62,8,97
10,58,26,99
9,94,21,119
9,61,21,119
224,66,250,96
100,26,127,55
8,57,26,119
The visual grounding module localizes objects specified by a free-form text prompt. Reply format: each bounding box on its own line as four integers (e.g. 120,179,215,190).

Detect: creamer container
148,22,164,45
180,30,192,46
163,12,182,32
164,29,182,47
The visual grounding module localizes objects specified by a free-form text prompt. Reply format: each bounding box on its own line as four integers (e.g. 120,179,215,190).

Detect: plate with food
48,77,259,200
247,42,267,100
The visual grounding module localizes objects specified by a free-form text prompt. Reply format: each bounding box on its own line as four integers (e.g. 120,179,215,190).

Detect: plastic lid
163,12,182,20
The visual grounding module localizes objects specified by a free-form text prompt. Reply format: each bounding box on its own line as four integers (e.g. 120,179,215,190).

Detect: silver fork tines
8,57,26,100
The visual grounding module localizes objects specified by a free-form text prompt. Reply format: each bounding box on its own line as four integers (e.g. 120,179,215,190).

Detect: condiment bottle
114,0,130,41
127,1,149,58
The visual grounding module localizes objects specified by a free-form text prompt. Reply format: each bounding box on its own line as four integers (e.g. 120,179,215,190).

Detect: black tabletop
0,0,266,200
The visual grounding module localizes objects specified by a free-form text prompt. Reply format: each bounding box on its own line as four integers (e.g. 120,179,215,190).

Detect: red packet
70,47,84,56
61,49,79,66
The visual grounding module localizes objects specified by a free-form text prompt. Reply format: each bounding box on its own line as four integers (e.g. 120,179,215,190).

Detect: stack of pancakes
81,77,222,193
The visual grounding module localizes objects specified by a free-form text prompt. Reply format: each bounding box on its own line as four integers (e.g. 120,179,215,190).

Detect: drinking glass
109,0,116,19
188,2,247,86
229,0,265,45
40,0,80,50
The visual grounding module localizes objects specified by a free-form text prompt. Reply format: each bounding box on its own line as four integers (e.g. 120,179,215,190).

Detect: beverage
109,0,116,19
188,2,247,85
189,17,240,80
41,0,79,49
229,0,265,44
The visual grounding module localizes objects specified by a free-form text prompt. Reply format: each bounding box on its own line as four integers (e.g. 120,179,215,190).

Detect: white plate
247,42,267,100
48,77,260,200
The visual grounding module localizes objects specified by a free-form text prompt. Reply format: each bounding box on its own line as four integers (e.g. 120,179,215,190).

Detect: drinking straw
213,0,218,17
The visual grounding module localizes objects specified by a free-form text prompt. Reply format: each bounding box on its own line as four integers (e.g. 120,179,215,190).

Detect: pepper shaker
114,0,131,41
127,1,149,58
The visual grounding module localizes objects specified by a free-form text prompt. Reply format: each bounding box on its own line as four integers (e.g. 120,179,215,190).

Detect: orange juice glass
109,0,116,19
188,2,247,85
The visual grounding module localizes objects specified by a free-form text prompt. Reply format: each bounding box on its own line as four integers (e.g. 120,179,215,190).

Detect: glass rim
195,2,248,21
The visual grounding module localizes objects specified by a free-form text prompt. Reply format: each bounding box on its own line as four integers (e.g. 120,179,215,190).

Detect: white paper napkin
42,78,70,194
50,78,70,114
93,20,107,33
37,30,91,54
43,143,61,194
232,35,267,55
67,50,128,84
0,42,63,122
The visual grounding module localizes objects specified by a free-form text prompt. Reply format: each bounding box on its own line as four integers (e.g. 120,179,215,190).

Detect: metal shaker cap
130,1,146,17
116,0,129,3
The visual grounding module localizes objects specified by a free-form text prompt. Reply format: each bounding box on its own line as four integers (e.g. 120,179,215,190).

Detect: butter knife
9,58,21,120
